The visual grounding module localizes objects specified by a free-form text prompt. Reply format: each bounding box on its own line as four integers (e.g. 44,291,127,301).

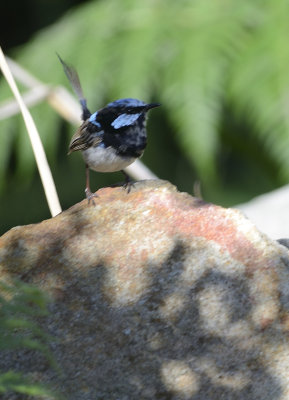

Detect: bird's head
89,98,160,131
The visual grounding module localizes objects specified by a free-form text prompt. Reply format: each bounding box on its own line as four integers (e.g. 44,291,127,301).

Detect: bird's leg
85,164,98,205
121,170,134,193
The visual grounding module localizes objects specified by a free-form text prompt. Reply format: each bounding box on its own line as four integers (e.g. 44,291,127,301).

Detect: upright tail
57,54,91,120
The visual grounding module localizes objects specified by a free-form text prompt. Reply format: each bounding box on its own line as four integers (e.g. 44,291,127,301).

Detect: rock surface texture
1,180,289,400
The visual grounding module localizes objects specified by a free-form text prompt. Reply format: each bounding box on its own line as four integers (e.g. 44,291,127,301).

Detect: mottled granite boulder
1,180,289,400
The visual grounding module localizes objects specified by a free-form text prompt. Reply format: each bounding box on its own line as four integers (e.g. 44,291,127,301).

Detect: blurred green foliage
1,0,289,232
0,281,58,399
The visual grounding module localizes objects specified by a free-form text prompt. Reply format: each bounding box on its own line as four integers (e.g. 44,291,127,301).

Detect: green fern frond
228,0,289,179
1,0,289,194
0,371,55,398
0,281,58,398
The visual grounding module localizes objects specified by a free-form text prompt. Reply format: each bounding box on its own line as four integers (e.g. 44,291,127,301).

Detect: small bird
58,55,160,203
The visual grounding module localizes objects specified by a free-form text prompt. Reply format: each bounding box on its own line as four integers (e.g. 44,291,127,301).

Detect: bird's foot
85,188,98,205
123,179,135,194
121,170,135,194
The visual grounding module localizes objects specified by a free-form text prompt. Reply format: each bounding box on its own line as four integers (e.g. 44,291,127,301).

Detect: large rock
1,180,289,399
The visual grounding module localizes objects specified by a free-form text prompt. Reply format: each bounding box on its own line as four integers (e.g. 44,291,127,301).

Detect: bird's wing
68,121,103,154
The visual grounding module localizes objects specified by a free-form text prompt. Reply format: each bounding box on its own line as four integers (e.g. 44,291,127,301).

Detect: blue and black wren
58,55,160,202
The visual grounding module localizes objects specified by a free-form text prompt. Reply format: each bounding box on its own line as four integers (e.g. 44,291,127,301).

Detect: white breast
82,146,136,172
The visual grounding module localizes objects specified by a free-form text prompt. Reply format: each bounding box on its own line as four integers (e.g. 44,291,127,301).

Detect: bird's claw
85,188,98,205
121,170,135,194
123,179,135,194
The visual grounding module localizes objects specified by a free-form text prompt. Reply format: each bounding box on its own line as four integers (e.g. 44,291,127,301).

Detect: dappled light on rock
161,360,200,398
0,180,289,399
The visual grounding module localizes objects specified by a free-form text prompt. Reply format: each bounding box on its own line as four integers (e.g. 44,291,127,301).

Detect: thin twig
125,159,157,180
0,46,62,217
0,86,50,120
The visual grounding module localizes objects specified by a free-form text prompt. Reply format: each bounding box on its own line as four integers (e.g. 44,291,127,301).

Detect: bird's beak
145,102,161,110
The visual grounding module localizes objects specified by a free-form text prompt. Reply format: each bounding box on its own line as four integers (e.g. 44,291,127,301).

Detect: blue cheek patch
89,112,101,128
111,113,141,129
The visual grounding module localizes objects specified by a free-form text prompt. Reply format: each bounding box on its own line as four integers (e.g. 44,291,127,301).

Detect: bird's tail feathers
57,53,91,120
